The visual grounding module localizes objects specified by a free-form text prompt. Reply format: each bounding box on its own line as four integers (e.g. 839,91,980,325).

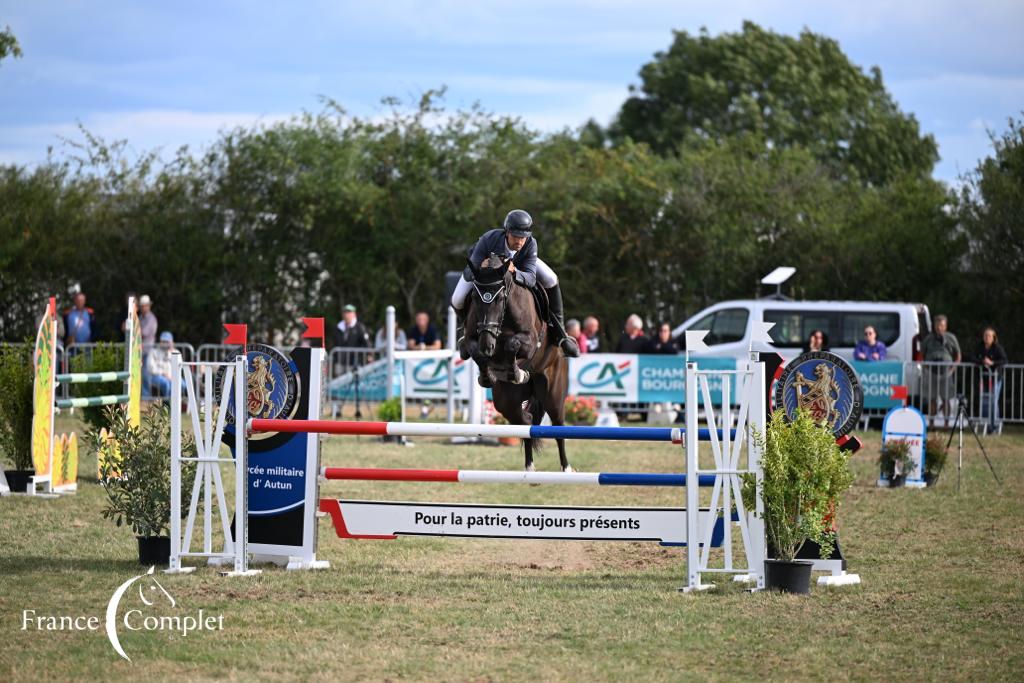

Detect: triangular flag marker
684,330,710,363
301,317,325,348
749,321,775,353
223,324,248,355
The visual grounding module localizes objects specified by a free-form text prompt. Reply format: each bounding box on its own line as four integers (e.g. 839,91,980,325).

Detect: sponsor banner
882,406,927,484
852,360,904,410
403,356,473,399
568,354,737,403
328,358,400,402
335,500,725,545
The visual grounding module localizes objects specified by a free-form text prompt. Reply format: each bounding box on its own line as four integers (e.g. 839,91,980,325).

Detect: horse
459,254,572,472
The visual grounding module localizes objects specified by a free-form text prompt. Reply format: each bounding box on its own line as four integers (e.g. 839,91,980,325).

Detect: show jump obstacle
169,340,786,591
0,297,141,496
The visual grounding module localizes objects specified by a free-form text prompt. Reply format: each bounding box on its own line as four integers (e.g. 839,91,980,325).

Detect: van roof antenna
760,267,796,301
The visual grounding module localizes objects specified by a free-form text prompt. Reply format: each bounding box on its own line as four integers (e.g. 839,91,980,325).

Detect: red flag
301,317,325,347
223,324,248,348
890,385,908,402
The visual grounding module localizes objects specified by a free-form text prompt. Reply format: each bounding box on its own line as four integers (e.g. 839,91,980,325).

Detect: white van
672,300,931,363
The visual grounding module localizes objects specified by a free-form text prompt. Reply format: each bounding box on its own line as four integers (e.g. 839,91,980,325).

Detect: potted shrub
564,395,598,426
0,343,35,493
91,405,196,565
878,439,914,488
923,437,948,487
376,397,402,443
742,409,855,594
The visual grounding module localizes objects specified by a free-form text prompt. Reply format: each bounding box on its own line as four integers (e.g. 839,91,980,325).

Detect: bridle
473,274,510,343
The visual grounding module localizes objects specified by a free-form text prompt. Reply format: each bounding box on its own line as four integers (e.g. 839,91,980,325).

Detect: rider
452,209,580,358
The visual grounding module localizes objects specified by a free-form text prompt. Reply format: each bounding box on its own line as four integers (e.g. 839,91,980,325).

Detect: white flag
684,330,710,354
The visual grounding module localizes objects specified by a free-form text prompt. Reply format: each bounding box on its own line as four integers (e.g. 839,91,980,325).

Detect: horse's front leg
506,333,534,384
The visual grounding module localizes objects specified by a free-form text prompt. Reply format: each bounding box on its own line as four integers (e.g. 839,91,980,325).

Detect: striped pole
56,394,130,409
55,371,130,384
251,419,734,443
322,467,718,487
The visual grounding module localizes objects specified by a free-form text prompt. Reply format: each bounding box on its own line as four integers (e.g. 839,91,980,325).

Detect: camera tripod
944,393,1000,493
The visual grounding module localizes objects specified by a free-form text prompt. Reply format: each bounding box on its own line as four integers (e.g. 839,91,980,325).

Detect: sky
1,1,1022,184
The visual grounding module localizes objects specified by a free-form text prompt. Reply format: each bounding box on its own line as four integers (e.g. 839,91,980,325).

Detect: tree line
1,23,1020,357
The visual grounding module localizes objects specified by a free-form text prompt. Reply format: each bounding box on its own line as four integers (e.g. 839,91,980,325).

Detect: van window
764,310,836,348
838,313,900,346
687,308,749,346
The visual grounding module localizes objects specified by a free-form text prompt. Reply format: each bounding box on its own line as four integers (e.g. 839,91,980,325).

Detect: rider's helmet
503,209,533,237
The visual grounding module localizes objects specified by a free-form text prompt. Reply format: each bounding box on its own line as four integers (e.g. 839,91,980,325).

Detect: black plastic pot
3,469,34,493
889,474,905,488
137,536,171,566
924,472,939,487
764,559,813,594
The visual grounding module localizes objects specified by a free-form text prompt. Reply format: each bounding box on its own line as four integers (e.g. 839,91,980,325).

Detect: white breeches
451,259,558,310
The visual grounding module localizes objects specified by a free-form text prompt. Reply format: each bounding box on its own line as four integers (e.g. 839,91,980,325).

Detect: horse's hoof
525,464,536,472
562,465,575,473
513,367,529,384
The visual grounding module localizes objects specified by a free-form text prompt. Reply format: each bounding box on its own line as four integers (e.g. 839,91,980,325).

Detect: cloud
0,110,293,166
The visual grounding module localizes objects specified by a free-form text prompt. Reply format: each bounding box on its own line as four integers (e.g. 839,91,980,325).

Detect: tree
611,22,938,186
959,116,1024,357
0,25,22,65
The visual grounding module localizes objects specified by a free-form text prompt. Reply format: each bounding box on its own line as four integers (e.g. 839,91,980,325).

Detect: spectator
854,326,887,361
407,311,442,350
582,316,601,353
332,304,372,368
615,314,649,353
973,326,1008,432
566,319,587,355
144,331,184,397
922,314,961,427
137,295,158,347
802,329,830,353
65,291,94,348
374,318,408,350
646,322,680,354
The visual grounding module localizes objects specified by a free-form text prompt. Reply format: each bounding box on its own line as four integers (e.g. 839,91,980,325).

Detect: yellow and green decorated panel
30,300,56,477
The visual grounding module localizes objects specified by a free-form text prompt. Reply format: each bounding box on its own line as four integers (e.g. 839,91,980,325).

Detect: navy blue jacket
463,228,538,288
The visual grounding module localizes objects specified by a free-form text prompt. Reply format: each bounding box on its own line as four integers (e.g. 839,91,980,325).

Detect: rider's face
506,232,527,251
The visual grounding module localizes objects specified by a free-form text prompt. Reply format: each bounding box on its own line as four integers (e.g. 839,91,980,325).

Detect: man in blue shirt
854,326,887,361
407,311,441,350
65,292,93,347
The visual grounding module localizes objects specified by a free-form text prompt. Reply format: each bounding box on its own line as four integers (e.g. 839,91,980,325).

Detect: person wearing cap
450,209,579,357
332,304,372,368
144,331,183,397
137,295,158,347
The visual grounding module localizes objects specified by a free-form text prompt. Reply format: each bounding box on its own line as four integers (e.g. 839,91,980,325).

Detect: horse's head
467,253,513,358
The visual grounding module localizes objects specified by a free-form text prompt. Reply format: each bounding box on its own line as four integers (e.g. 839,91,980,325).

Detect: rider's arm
512,238,538,288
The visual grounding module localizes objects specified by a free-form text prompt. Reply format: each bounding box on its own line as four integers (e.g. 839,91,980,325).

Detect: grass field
2,418,1022,682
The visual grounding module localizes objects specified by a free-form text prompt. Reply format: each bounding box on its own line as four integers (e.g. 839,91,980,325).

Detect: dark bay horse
459,254,572,472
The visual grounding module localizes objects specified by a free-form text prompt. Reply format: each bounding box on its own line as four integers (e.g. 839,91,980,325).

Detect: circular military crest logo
774,351,862,437
216,343,300,429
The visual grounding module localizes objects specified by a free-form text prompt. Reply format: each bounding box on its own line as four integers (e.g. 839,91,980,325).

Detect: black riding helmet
503,209,533,237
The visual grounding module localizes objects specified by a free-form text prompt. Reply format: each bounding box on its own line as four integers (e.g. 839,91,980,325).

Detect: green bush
0,343,34,470
924,436,948,476
69,343,123,431
91,406,196,538
376,397,402,422
742,410,855,562
878,439,915,479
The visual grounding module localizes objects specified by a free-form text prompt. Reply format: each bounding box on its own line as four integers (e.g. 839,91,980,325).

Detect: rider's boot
545,284,580,358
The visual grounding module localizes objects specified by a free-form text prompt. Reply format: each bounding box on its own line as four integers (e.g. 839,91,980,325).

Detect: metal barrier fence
10,337,1023,432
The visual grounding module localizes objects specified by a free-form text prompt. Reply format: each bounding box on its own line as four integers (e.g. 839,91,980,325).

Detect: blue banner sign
852,360,904,409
